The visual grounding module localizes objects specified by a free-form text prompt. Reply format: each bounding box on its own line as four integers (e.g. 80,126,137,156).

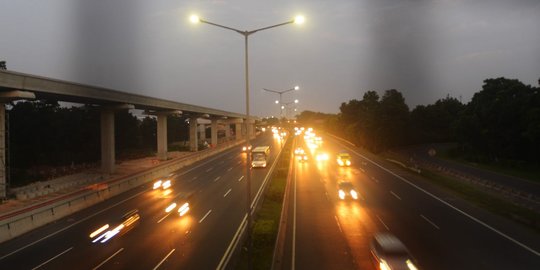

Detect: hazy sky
1,0,539,116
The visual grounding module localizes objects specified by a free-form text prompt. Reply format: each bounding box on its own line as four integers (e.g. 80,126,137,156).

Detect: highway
0,132,281,269
281,131,540,270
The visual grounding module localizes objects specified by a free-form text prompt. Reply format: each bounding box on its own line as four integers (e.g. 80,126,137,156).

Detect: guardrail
0,139,245,243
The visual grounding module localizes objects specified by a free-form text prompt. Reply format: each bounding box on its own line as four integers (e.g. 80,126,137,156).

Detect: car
338,181,358,200
89,209,140,244
296,153,308,162
164,193,191,217
337,152,352,166
294,147,305,155
153,178,172,190
370,233,420,270
242,145,252,152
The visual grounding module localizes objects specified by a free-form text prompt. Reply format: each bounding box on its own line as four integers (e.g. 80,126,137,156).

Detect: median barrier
0,139,245,243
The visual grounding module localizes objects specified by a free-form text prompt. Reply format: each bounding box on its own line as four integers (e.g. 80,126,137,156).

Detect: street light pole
263,85,299,118
190,14,304,269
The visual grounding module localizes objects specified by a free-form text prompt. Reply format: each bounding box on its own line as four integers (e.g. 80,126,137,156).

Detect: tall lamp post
190,14,304,269
281,99,299,119
263,85,299,117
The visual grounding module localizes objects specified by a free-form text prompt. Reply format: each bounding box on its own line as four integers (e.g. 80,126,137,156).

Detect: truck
251,146,270,168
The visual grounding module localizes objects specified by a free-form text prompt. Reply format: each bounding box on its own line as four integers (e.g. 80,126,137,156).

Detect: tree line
7,101,189,185
297,77,540,167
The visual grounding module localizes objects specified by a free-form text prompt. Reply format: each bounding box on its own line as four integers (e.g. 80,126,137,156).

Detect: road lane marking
390,191,402,200
421,214,440,230
0,147,241,261
292,162,298,270
92,248,124,270
31,246,73,270
224,189,232,197
360,168,365,173
157,212,172,224
199,210,212,223
376,215,390,231
338,141,540,257
371,176,379,183
152,249,175,270
238,176,244,182
219,161,224,164
190,176,198,182
334,216,343,233
227,167,233,172
237,160,242,165
218,140,285,270
214,176,221,182
206,167,214,172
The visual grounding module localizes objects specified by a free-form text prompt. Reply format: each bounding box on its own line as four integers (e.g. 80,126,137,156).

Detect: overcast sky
1,0,539,116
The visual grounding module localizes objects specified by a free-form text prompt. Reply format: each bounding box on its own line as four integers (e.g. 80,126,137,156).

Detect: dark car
338,181,358,200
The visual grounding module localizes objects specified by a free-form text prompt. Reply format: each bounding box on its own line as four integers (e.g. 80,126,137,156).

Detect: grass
235,138,292,270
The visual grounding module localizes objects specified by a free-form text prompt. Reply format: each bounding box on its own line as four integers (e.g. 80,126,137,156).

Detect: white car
370,233,420,270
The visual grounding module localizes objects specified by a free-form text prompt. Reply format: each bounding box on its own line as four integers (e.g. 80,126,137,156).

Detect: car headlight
380,259,392,270
346,160,351,166
165,203,177,213
178,202,190,216
406,260,418,270
153,180,162,189
339,190,345,200
338,160,344,166
350,190,358,200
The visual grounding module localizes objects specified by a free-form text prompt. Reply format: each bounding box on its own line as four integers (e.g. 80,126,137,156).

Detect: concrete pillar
211,119,218,147
235,123,242,140
189,117,198,152
199,124,206,144
156,114,167,160
225,123,231,140
0,105,5,199
248,123,254,139
0,91,37,198
100,109,115,174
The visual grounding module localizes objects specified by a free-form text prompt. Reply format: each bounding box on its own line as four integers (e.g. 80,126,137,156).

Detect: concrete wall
0,139,245,243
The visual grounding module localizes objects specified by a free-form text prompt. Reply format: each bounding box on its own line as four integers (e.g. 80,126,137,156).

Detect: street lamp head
275,100,279,104
281,105,285,109
294,86,300,90
294,15,305,25
294,99,299,103
190,15,201,24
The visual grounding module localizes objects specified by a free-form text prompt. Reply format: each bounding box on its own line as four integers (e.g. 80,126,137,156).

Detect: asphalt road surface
281,132,540,270
0,132,282,269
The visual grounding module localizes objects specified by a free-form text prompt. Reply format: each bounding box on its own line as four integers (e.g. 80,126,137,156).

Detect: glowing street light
190,13,303,269
263,85,300,117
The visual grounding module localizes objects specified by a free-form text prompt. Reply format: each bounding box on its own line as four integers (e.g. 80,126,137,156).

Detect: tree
456,77,539,164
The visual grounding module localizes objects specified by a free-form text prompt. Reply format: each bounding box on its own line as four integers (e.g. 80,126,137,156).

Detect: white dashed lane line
376,215,390,231
390,191,402,200
224,189,232,197
32,247,73,270
421,214,440,230
227,167,233,172
214,176,221,182
92,248,124,270
238,176,244,182
206,167,213,172
199,210,212,223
